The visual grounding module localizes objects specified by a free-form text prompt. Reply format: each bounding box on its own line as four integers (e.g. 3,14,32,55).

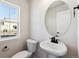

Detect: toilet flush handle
2,46,9,52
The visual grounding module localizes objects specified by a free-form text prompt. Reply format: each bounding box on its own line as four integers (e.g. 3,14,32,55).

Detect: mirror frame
44,0,73,36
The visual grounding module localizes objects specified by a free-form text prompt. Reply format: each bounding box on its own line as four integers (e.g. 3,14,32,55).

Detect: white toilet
12,39,38,58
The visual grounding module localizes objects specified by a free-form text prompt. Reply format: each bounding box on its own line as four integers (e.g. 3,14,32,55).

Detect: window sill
0,35,19,41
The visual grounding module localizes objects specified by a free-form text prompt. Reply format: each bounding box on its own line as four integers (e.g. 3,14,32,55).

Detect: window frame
0,0,20,41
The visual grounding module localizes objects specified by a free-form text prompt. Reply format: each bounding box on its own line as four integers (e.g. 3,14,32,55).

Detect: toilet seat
12,50,32,58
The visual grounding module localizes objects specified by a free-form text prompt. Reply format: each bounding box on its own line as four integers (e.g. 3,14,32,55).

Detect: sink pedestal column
48,54,57,58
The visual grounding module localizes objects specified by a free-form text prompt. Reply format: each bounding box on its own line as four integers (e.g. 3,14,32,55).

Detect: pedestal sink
40,40,67,58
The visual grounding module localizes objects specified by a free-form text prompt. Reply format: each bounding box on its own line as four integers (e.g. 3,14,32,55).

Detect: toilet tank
26,39,38,53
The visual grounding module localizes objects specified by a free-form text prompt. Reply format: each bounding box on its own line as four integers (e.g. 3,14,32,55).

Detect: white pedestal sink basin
40,40,67,58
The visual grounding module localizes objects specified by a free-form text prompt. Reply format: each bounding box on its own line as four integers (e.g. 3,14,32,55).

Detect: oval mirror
45,0,72,36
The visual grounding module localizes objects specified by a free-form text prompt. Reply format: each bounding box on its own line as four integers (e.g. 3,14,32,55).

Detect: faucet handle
50,37,55,39
55,39,59,44
50,37,55,42
56,39,59,41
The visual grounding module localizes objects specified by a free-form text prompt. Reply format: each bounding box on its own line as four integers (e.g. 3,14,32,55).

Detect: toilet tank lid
26,39,38,43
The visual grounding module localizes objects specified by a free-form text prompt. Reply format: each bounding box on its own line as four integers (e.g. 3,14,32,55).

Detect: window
0,1,20,40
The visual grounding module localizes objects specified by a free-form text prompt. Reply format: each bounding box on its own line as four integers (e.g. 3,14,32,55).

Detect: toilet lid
12,50,32,58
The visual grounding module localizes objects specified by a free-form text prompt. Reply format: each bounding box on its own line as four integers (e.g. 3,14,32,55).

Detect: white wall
77,0,79,58
30,0,77,58
0,0,30,58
